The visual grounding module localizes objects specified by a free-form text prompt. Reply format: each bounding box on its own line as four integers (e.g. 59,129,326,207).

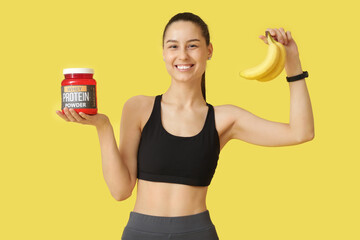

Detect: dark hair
162,12,210,101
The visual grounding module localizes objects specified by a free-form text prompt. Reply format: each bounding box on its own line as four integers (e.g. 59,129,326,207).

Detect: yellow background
1,0,359,239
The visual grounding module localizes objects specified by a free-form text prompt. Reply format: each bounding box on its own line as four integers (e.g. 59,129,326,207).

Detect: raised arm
227,72,314,147
228,28,314,147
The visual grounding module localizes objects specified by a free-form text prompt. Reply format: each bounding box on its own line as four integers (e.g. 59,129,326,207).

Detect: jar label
61,85,96,109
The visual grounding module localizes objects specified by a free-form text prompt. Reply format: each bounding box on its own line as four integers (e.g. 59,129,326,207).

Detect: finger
69,108,85,123
266,28,276,37
79,112,91,120
266,28,279,43
273,28,284,44
266,28,277,40
278,28,288,45
286,31,292,41
259,35,268,44
64,107,76,122
56,110,70,122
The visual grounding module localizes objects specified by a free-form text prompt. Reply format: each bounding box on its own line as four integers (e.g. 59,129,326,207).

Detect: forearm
286,57,315,141
96,121,132,200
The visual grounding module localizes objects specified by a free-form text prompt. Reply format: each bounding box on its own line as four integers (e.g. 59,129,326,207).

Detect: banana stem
265,31,275,44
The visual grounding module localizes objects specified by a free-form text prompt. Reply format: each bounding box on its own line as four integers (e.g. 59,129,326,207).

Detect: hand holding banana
239,28,300,82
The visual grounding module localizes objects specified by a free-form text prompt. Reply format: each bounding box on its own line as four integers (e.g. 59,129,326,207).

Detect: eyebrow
166,39,200,44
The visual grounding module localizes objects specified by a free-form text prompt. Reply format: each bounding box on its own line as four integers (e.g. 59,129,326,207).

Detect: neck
163,78,206,108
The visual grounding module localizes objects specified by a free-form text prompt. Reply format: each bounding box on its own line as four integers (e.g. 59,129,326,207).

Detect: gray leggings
121,210,219,240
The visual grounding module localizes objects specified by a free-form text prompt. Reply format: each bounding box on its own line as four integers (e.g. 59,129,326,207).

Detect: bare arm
287,58,314,141
56,96,142,201
227,28,314,147
96,96,142,201
228,58,314,146
96,121,132,201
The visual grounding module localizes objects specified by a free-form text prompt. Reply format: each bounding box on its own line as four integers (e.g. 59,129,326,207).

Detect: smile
175,64,195,71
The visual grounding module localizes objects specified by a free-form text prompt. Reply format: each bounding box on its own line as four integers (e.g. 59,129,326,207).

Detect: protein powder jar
61,68,97,115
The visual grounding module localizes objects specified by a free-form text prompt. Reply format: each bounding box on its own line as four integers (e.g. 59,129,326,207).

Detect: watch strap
286,71,308,82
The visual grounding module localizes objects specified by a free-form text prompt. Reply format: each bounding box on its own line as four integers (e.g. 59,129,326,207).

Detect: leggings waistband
125,210,214,234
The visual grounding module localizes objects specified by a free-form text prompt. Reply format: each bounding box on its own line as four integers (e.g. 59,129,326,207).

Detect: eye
169,45,198,49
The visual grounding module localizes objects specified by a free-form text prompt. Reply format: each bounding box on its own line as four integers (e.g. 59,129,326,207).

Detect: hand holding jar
56,107,110,129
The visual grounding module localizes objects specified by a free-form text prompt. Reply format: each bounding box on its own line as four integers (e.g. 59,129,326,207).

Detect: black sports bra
136,94,220,186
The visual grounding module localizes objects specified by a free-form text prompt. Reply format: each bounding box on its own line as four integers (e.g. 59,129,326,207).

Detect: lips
175,64,195,69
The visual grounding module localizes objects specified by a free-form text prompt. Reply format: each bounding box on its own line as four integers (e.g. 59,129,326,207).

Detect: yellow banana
239,31,280,80
257,37,286,82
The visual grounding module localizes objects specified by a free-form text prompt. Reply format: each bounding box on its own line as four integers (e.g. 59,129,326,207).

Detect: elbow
298,131,315,143
112,177,136,201
113,192,132,202
113,188,133,201
309,132,315,141
306,131,315,141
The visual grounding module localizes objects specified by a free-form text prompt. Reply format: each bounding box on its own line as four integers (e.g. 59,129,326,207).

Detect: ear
208,42,214,59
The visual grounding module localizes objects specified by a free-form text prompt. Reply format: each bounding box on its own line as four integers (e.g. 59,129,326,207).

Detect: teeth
176,65,193,69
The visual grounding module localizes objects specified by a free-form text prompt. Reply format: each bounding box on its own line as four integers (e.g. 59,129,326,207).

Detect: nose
178,47,189,60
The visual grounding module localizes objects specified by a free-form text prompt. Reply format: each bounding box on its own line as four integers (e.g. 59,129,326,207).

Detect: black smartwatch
286,71,308,82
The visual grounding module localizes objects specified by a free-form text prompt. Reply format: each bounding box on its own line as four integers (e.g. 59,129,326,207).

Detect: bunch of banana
239,31,286,82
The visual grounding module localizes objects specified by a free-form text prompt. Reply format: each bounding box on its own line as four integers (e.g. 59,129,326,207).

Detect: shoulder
210,104,250,149
123,95,157,130
124,94,147,106
213,103,249,120
212,103,257,130
123,95,155,111
212,104,239,121
211,104,240,138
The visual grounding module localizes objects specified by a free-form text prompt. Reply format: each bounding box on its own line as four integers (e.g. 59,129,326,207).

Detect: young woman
56,12,314,240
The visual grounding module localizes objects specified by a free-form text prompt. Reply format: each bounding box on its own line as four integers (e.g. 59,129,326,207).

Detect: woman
56,12,314,240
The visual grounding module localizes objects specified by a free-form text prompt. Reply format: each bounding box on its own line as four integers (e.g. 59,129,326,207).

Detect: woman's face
163,21,213,83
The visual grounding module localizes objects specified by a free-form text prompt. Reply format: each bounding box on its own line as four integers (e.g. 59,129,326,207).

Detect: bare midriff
132,179,208,217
